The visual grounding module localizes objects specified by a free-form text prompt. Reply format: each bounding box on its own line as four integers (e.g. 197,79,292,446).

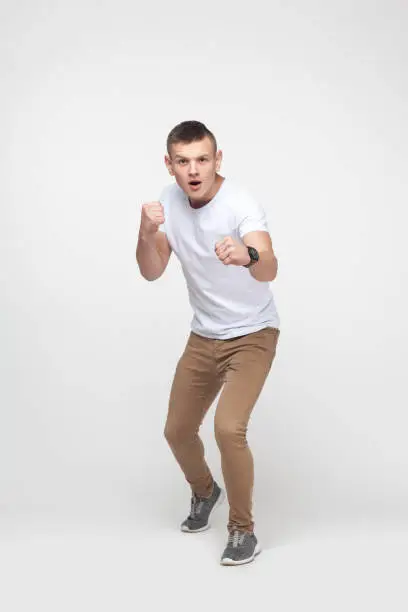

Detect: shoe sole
180,487,226,533
220,542,262,566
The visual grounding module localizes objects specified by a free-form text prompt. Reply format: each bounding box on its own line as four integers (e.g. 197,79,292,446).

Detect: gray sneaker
181,481,225,533
220,530,261,565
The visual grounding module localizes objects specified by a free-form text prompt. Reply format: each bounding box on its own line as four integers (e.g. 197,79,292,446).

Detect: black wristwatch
244,246,259,268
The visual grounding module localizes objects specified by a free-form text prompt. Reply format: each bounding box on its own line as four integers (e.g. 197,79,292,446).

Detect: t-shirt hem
191,323,280,340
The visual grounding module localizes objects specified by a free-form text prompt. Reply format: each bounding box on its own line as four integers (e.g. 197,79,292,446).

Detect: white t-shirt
158,177,280,340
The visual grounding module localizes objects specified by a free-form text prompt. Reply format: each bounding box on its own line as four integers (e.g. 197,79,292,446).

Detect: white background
1,0,407,610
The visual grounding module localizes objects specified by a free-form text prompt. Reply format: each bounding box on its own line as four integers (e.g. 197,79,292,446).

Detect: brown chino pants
164,326,280,533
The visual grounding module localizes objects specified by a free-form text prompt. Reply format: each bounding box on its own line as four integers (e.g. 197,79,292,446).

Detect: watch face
248,247,259,262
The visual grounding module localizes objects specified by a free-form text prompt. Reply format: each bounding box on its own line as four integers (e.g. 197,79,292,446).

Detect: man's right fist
140,201,165,234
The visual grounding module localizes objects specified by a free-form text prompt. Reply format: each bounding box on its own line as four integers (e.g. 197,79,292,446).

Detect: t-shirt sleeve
237,194,269,239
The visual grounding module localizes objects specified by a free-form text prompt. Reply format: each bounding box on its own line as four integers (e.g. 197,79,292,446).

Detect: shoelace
228,530,246,548
190,495,205,519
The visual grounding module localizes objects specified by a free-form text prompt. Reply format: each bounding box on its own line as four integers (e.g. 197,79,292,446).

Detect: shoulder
222,179,269,235
159,182,183,204
222,179,263,213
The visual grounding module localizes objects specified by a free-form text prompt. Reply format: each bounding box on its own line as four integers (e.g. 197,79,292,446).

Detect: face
165,136,223,203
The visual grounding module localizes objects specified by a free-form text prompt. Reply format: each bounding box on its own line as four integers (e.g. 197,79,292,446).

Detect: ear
164,155,175,176
215,149,223,171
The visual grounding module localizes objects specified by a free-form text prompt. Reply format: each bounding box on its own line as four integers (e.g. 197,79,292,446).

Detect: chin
189,185,207,197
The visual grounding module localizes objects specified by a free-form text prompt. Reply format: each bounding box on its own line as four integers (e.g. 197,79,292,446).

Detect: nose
188,161,199,175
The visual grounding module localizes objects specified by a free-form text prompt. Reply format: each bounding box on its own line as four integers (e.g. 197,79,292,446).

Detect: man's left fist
214,236,251,266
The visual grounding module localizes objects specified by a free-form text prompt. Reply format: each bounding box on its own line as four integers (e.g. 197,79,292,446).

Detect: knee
214,420,247,449
163,422,179,447
164,422,194,447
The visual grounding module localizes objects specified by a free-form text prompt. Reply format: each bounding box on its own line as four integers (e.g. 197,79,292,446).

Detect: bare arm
243,231,278,282
214,230,278,282
136,230,172,281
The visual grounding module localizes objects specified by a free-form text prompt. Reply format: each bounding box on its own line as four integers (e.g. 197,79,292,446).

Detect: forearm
136,232,165,281
249,252,278,282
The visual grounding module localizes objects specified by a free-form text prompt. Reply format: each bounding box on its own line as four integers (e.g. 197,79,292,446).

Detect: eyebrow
174,154,211,160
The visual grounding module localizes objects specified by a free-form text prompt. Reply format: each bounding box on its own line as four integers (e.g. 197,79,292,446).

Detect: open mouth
189,181,202,189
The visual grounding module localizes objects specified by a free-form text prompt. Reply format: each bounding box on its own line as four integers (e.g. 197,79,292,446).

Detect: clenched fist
215,236,251,266
140,201,165,235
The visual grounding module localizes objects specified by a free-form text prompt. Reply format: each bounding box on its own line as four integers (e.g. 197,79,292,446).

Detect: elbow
140,270,162,282
271,257,278,281
136,256,164,282
136,262,158,282
140,265,165,282
256,255,278,282
264,259,278,282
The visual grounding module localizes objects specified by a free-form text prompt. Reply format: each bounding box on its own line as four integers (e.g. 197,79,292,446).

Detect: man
136,120,280,565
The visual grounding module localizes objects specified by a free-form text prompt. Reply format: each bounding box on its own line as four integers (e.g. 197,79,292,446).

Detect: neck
189,174,224,209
